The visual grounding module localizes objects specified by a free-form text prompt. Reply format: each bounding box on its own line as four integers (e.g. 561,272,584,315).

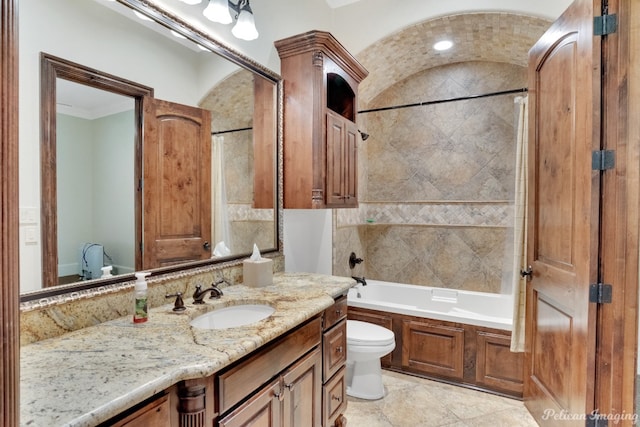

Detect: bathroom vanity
19,273,354,427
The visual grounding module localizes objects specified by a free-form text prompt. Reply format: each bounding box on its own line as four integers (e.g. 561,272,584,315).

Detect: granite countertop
20,273,355,427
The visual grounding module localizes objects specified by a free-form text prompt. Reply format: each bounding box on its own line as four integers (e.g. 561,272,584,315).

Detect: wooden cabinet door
326,111,358,207
142,97,212,269
218,378,282,427
524,0,601,424
282,348,322,427
111,395,171,427
322,320,347,382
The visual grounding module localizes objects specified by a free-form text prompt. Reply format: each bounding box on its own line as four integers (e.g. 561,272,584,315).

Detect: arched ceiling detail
356,13,552,106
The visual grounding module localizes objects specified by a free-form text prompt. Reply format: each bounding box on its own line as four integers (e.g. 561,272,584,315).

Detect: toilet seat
347,320,395,347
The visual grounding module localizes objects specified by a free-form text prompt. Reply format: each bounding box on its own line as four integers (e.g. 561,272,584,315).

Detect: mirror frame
20,0,283,302
40,53,154,289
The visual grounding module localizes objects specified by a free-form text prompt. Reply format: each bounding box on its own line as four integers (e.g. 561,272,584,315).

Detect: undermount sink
190,304,275,330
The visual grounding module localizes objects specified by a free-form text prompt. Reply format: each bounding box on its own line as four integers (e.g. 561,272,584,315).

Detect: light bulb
203,0,233,24
179,0,203,4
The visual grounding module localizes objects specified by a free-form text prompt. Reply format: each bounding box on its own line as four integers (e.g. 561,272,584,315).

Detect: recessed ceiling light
433,40,453,51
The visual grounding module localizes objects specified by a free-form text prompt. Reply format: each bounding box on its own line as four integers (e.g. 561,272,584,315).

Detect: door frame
1,1,19,425
595,0,640,420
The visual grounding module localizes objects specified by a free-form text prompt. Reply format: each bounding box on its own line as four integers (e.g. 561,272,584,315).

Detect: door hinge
138,178,143,191
589,283,612,304
594,13,617,36
592,150,615,171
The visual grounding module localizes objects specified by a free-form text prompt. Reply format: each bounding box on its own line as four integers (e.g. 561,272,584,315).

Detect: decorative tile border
336,202,513,228
228,203,275,221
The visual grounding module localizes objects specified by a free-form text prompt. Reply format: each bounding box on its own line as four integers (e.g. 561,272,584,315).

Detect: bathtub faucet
352,276,367,286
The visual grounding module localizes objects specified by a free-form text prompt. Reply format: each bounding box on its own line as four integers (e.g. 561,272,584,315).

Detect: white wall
283,210,333,275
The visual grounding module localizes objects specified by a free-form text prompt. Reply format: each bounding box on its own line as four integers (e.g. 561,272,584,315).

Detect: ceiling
70,0,573,117
147,0,574,72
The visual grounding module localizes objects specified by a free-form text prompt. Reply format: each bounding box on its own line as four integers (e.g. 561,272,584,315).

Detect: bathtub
347,280,513,331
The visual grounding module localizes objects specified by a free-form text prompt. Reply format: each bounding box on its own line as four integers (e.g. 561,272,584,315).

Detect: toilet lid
347,320,395,346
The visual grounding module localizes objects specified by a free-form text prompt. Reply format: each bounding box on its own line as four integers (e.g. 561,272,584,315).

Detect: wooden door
143,97,212,269
524,0,601,424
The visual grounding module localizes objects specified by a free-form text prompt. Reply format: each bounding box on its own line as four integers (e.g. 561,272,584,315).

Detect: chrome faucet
192,280,225,304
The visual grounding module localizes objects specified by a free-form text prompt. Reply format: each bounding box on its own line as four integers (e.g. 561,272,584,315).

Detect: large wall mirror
19,0,281,299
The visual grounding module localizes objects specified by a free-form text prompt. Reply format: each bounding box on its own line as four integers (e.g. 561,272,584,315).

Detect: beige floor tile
344,370,538,427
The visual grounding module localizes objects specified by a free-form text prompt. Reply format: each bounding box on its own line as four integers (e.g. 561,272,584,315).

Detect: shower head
358,130,369,141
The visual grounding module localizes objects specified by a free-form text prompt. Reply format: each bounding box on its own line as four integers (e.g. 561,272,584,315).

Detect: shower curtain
212,135,232,256
510,95,528,352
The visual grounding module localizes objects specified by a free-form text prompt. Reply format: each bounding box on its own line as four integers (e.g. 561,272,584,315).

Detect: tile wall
334,61,525,293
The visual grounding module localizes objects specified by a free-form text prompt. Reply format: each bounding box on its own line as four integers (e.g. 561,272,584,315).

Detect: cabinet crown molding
275,30,368,82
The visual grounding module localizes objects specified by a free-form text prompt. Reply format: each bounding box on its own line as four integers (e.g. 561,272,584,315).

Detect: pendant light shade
231,4,259,41
203,0,233,25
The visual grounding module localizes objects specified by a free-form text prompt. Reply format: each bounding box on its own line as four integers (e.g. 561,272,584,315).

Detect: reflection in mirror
19,0,280,299
40,53,152,289
201,71,276,257
56,80,136,284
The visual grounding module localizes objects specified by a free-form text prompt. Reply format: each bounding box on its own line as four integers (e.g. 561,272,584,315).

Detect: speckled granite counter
20,273,355,427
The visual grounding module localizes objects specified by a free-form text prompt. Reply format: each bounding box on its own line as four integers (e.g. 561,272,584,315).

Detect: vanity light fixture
203,0,259,41
433,40,453,51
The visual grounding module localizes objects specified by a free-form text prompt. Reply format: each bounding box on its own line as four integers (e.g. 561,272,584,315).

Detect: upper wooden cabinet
275,30,368,209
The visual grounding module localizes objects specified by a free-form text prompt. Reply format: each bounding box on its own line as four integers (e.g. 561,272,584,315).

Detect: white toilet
346,320,396,400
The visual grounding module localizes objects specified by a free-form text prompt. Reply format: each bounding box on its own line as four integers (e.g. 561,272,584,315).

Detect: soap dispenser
133,272,151,323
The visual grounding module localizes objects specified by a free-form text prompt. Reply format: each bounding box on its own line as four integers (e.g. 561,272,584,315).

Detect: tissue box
243,258,273,287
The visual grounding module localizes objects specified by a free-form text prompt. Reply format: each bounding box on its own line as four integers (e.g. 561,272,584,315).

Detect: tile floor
344,370,539,427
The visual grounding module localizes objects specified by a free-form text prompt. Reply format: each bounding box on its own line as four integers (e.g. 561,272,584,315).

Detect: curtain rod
212,126,252,136
358,87,528,114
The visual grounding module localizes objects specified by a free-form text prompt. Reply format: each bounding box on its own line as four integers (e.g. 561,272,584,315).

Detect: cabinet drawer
323,367,346,427
218,316,322,413
324,297,347,330
110,394,170,427
323,319,346,382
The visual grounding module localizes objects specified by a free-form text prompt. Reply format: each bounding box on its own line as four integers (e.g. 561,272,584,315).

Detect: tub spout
352,276,367,286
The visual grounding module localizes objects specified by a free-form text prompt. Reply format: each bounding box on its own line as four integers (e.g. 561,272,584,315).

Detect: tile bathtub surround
20,272,354,427
333,60,526,294
20,255,284,345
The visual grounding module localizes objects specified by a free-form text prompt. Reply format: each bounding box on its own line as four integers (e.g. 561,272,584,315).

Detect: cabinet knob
332,395,342,402
336,346,343,353
336,309,342,315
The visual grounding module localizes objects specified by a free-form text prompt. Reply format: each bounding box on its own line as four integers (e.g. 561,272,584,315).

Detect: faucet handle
349,252,364,269
214,277,231,287
165,292,186,312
